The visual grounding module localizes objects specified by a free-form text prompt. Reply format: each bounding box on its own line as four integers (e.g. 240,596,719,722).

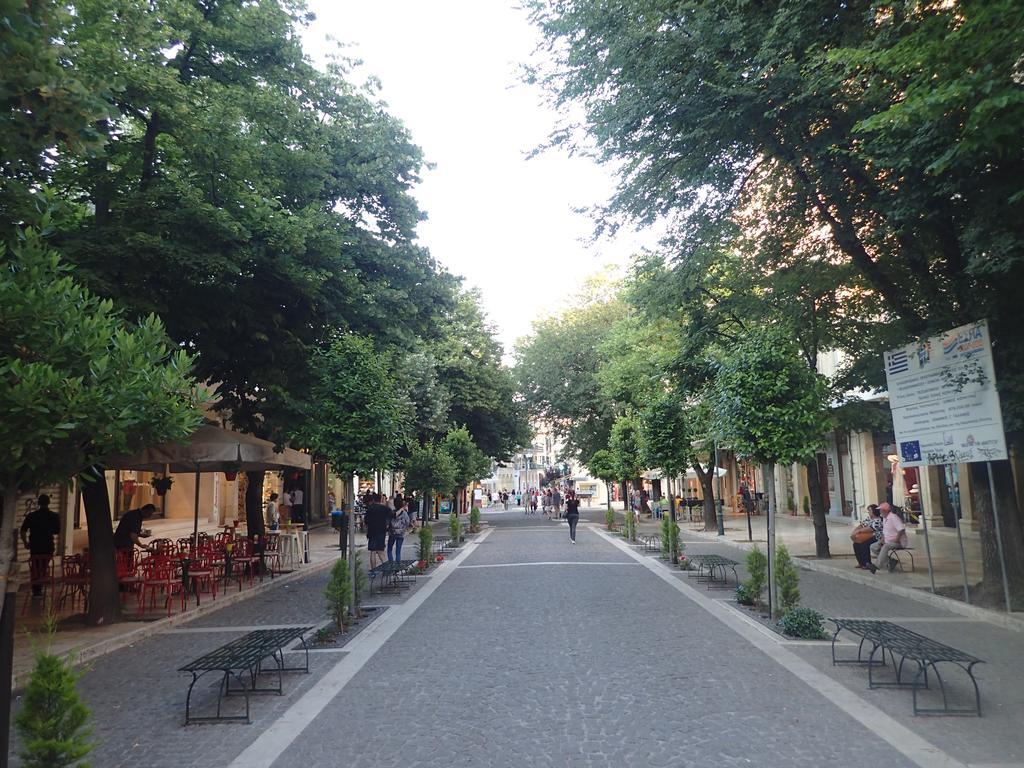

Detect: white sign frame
884,320,1007,467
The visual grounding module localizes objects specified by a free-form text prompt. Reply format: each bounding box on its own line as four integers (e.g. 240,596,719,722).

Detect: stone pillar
920,465,945,528
958,463,978,533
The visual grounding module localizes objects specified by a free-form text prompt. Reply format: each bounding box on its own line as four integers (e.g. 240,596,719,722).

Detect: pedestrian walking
364,493,390,569
552,487,562,518
387,499,414,562
565,490,581,544
530,491,538,514
20,494,61,597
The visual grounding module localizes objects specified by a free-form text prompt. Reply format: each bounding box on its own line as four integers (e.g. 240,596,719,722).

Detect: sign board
885,320,1007,466
473,488,483,508
439,500,452,513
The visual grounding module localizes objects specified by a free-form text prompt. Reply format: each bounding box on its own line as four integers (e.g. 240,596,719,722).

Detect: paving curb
679,526,1024,633
14,554,342,691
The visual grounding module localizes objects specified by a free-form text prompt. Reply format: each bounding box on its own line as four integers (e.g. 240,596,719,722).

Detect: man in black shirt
363,494,390,568
20,494,61,596
114,503,157,554
564,490,581,544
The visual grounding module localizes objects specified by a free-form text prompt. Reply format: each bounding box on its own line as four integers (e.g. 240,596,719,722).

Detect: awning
104,424,310,543
104,424,310,473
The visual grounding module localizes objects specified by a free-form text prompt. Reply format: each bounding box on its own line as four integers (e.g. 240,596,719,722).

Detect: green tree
324,557,353,631
440,427,490,514
529,0,1024,603
586,448,618,519
434,291,529,461
711,330,832,557
0,226,201,623
608,414,643,535
774,544,801,616
516,298,622,465
14,644,92,768
403,443,457,518
298,334,411,482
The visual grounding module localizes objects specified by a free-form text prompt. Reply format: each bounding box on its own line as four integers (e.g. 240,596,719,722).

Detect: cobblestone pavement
10,509,1021,767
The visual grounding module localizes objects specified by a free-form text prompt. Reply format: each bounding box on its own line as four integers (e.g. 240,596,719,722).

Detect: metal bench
368,560,418,594
829,618,984,715
179,626,312,724
636,534,661,553
685,554,739,588
888,547,915,572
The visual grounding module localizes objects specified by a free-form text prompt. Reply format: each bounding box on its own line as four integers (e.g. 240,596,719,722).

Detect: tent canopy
105,424,310,473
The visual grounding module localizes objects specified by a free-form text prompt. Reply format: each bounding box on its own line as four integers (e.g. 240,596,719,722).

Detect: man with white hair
868,502,907,573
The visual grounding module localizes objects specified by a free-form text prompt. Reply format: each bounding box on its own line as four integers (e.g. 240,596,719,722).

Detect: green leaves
440,427,490,489
297,333,411,477
710,329,830,466
404,442,457,497
0,226,202,491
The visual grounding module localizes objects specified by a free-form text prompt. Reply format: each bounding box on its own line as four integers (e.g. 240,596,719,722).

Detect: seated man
868,502,907,573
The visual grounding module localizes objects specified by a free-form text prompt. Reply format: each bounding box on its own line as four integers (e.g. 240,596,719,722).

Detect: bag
851,526,874,544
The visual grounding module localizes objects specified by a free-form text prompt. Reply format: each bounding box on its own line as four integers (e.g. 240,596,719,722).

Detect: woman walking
565,490,581,544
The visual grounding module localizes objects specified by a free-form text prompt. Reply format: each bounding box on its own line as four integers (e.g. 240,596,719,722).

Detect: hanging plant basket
151,476,174,496
224,470,238,481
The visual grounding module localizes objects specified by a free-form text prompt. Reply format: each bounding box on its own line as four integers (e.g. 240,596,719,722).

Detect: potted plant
150,476,174,496
223,464,241,481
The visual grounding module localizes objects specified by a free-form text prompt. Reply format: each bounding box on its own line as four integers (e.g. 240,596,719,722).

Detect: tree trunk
764,462,778,621
693,457,718,533
620,480,628,510
245,471,266,537
0,553,13,768
804,460,831,558
80,466,121,626
968,460,1024,610
0,490,17,768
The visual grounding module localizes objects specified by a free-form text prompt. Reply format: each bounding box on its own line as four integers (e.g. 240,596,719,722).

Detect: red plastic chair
20,554,56,614
115,549,141,603
138,558,184,617
57,555,90,612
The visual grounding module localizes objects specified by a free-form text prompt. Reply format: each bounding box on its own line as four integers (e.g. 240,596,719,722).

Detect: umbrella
105,425,311,543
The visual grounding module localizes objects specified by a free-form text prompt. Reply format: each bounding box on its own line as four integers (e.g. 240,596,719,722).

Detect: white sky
302,1,659,355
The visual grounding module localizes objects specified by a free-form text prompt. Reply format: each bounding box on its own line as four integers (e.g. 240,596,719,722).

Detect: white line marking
594,528,966,768
458,561,640,569
225,528,493,768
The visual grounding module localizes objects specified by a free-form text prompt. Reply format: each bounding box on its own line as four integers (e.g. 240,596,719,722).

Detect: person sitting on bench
868,502,907,574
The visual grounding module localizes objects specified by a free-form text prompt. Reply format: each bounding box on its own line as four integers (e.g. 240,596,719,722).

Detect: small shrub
775,543,801,616
743,547,768,605
418,524,434,563
469,506,481,533
777,607,828,639
678,556,690,571
352,551,368,617
735,583,755,606
605,507,616,530
622,506,636,541
448,510,461,544
669,520,681,562
324,557,352,630
660,514,671,557
15,626,93,768
802,495,811,516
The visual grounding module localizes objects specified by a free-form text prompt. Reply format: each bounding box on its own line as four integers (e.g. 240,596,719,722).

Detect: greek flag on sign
886,350,909,375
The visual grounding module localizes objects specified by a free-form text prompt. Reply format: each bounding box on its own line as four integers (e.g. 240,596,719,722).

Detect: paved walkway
9,507,1022,767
